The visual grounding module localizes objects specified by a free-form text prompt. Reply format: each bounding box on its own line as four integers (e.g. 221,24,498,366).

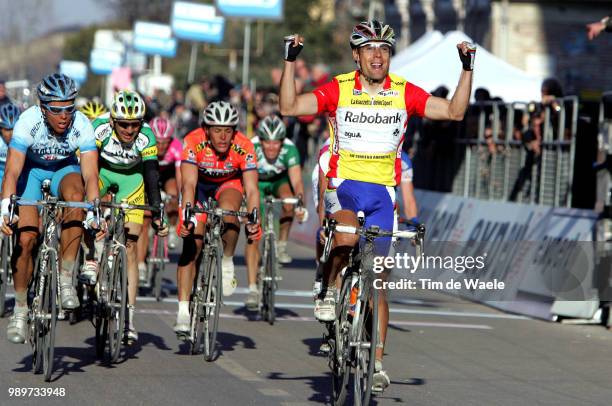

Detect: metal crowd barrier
447,98,578,207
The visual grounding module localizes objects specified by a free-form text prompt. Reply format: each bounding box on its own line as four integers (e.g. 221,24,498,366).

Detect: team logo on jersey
393,128,400,137
188,150,195,160
352,89,362,96
232,144,246,155
343,111,402,125
379,89,399,97
246,153,254,162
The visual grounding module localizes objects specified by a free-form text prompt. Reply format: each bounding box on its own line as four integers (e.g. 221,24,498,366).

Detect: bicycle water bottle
348,276,359,317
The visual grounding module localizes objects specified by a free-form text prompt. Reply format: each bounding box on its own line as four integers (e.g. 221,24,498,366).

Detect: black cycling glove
283,35,303,62
458,43,477,71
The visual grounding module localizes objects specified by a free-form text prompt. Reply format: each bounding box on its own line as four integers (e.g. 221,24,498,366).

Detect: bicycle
320,213,425,405
181,198,257,361
0,231,15,317
94,184,162,363
145,193,174,301
257,195,302,325
9,182,96,382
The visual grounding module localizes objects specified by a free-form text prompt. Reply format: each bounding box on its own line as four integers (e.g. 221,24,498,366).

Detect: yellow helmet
80,100,108,121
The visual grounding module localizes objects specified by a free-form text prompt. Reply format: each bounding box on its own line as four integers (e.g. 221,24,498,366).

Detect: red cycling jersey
181,128,258,184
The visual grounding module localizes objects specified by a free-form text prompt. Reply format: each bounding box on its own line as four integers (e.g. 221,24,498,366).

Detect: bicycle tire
108,245,127,363
30,253,43,374
42,249,58,382
353,284,378,405
94,249,109,359
203,245,221,362
0,235,8,317
154,236,165,301
189,245,207,355
332,271,352,406
259,237,269,321
266,235,277,325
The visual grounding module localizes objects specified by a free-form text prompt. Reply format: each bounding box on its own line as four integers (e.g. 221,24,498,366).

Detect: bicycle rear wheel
203,246,221,362
353,284,378,405
0,235,8,317
108,245,127,363
332,271,352,406
42,249,58,382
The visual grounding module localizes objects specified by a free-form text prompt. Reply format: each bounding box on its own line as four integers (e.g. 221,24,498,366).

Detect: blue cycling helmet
37,73,78,103
0,103,20,129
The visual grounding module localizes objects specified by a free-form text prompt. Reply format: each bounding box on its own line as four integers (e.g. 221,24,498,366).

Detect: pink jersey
159,138,183,168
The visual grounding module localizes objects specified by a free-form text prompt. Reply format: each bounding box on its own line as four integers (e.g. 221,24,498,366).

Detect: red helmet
150,117,175,140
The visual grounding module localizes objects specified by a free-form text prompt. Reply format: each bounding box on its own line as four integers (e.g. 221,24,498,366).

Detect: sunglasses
43,104,76,115
115,120,143,130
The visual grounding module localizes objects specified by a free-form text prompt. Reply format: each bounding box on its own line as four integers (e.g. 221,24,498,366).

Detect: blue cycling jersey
0,137,8,168
10,106,96,168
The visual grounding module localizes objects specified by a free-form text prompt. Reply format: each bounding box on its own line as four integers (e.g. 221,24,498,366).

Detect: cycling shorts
324,178,396,256
18,164,81,200
259,175,292,219
178,178,244,234
99,167,145,225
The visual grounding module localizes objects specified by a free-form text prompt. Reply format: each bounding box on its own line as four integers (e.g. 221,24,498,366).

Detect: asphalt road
1,237,612,406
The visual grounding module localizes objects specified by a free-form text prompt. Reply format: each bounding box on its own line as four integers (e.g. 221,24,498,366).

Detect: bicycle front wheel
153,236,165,301
261,234,277,325
353,285,378,405
108,245,127,363
331,271,352,406
189,245,208,355
42,249,58,382
0,235,8,317
203,246,221,362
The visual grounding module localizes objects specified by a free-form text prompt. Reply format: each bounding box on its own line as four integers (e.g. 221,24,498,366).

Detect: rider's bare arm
180,162,198,207
424,70,472,121
287,165,305,198
80,150,101,202
242,170,260,214
1,148,25,199
279,35,319,117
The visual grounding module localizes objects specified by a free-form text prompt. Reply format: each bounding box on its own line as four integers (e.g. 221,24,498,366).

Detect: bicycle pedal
175,331,189,341
57,311,66,320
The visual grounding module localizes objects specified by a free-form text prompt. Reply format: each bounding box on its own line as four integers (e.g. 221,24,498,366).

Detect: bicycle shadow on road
120,332,172,360
175,331,256,356
13,346,98,382
302,337,328,357
232,306,301,322
267,371,331,404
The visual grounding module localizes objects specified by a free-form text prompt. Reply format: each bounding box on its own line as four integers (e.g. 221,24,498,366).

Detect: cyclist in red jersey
174,101,261,334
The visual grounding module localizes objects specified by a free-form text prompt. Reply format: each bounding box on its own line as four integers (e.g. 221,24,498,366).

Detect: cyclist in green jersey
244,115,308,309
87,90,168,343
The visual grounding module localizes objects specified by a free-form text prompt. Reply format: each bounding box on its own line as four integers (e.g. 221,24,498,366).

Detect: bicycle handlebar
100,201,163,213
183,202,258,226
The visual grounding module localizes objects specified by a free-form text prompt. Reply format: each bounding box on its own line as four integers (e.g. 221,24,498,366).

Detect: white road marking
135,308,492,329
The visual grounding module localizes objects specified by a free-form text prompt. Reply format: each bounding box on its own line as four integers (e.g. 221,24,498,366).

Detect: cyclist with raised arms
79,100,108,122
243,114,308,310
0,103,21,190
136,117,182,282
89,90,168,343
280,20,474,392
174,101,261,334
1,73,102,344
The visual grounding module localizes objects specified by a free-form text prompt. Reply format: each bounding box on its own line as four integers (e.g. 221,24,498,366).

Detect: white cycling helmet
202,101,239,127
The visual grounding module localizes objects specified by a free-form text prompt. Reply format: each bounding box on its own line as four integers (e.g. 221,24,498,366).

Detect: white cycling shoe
174,310,190,335
314,288,336,322
221,256,237,296
372,360,391,393
7,306,28,344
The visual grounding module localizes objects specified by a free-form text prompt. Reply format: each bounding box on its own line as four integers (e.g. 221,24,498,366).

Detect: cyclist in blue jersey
0,103,21,191
0,73,102,344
